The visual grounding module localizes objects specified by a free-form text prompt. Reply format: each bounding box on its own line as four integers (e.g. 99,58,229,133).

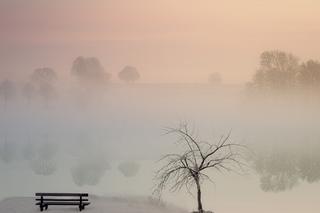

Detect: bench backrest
36,193,88,197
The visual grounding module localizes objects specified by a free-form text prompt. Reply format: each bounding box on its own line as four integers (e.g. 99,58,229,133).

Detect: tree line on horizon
0,57,141,108
247,50,320,94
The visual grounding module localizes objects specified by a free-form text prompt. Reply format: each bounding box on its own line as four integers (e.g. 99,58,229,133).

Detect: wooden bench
35,193,90,211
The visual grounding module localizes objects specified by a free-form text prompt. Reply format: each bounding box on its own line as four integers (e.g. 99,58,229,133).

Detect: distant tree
31,68,58,105
22,82,36,103
0,80,16,109
250,50,299,91
118,161,140,177
31,68,57,84
297,60,320,89
154,123,247,213
38,83,57,104
71,56,111,85
208,72,222,85
118,66,140,83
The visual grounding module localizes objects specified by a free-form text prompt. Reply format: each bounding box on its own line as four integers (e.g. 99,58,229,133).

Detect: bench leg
45,204,48,210
40,205,43,212
79,204,86,211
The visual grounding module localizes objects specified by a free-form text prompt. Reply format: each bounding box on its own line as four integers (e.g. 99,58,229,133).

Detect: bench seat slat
36,193,88,197
36,198,89,202
36,202,90,206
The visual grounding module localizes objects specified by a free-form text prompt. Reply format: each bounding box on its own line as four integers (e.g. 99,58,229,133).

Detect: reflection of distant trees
298,148,320,183
0,136,15,163
27,138,59,176
0,80,16,110
37,141,58,161
22,141,36,161
254,151,299,192
71,156,110,186
260,173,299,192
30,159,56,176
118,161,140,177
251,144,320,192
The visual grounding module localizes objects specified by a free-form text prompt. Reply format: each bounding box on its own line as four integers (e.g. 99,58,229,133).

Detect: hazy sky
1,0,320,83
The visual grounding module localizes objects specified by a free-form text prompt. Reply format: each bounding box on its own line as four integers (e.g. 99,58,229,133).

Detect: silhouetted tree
31,68,57,84
118,66,140,83
0,80,16,109
297,60,320,89
31,68,58,105
22,82,36,104
118,161,140,177
208,72,222,85
250,50,299,91
71,56,111,85
154,123,247,213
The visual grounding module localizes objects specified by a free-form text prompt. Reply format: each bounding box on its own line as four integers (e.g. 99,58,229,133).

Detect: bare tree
154,123,247,213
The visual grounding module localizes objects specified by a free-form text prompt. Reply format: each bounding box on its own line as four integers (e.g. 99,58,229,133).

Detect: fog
0,72,320,212
1,1,320,212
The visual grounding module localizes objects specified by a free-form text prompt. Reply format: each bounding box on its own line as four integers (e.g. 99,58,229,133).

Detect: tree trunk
195,177,203,213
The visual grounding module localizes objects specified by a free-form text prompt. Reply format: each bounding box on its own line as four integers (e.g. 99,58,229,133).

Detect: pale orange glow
1,0,320,83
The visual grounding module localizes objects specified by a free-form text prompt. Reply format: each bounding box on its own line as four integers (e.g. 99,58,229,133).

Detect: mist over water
0,78,320,212
2,0,320,212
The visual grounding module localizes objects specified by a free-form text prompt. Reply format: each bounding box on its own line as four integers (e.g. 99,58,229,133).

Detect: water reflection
252,143,320,192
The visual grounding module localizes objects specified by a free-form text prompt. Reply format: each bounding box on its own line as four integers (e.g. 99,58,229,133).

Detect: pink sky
1,0,320,83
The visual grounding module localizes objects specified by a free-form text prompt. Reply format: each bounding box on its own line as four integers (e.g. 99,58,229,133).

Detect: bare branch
154,122,250,213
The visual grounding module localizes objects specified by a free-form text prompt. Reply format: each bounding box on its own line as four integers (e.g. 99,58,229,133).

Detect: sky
1,0,320,83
